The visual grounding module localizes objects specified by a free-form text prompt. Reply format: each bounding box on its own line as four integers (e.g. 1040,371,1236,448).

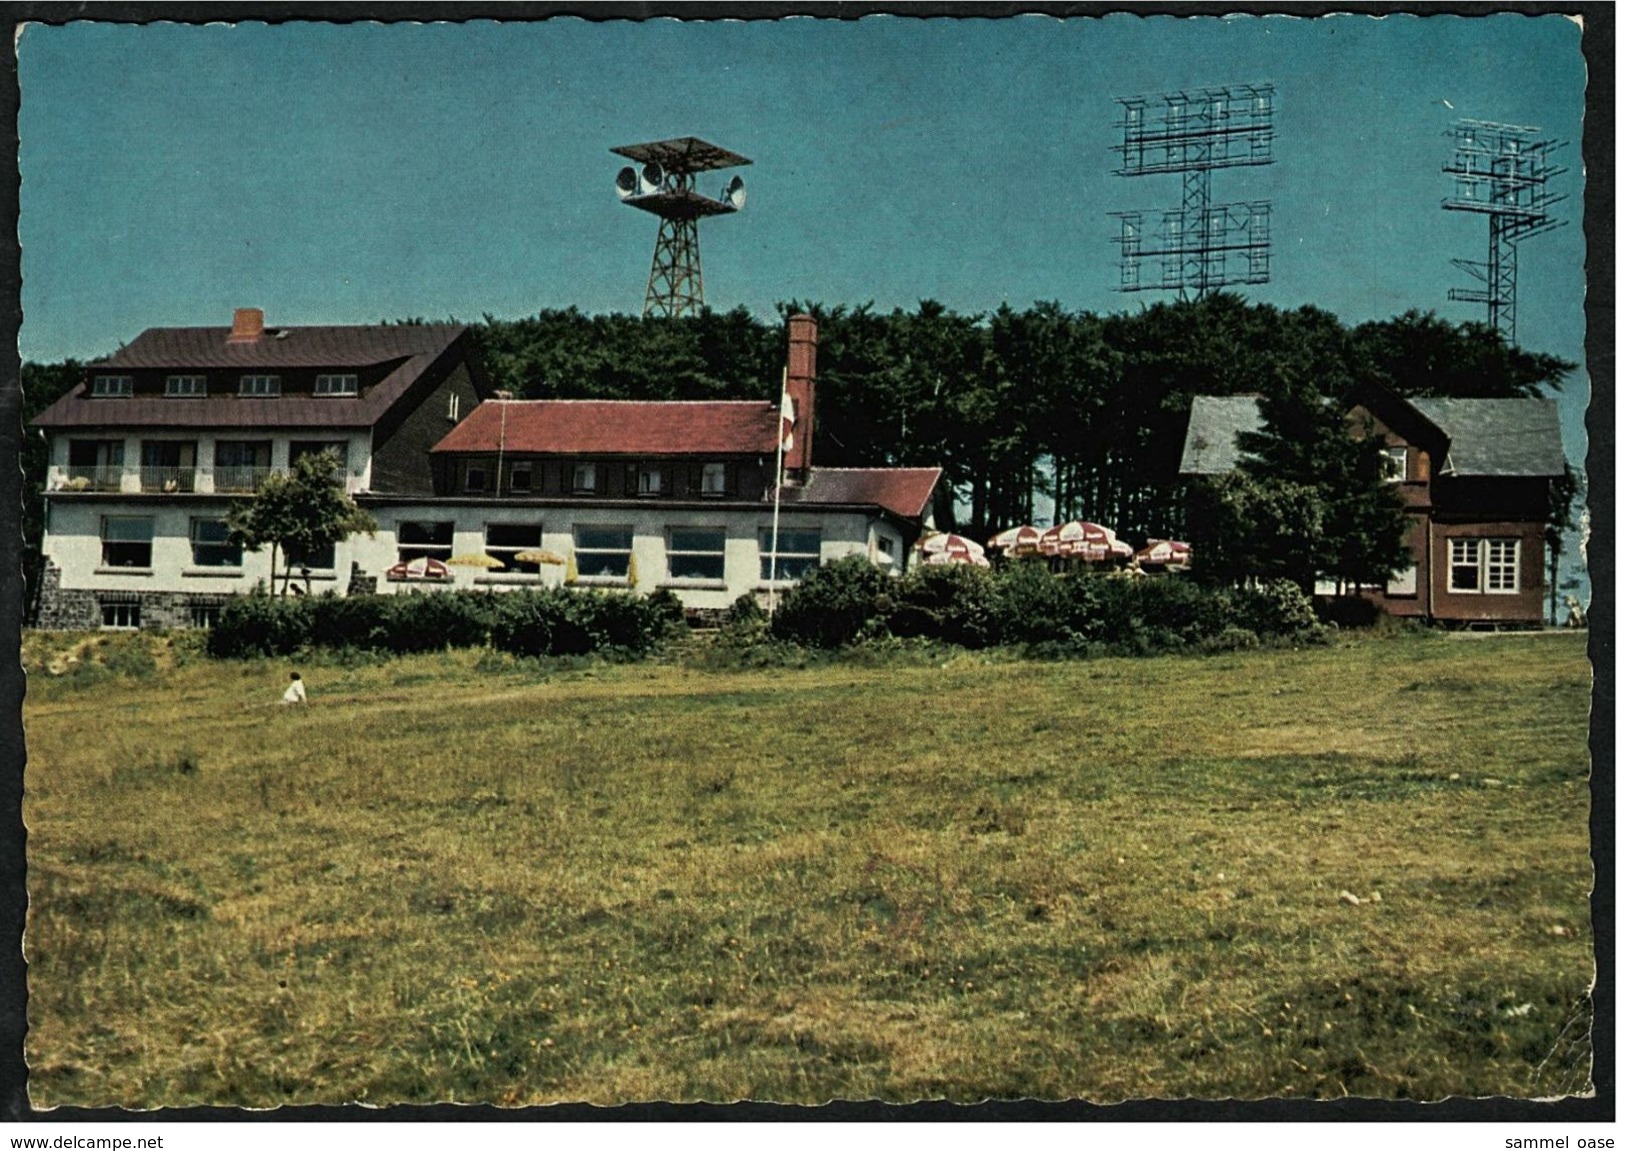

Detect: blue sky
17,14,1589,493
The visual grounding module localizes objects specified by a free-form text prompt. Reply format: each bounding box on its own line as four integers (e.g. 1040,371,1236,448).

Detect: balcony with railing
211,465,275,494
138,466,198,493
54,465,126,493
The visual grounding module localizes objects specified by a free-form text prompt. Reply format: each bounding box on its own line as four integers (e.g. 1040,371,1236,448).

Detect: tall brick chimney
784,313,817,478
227,307,265,343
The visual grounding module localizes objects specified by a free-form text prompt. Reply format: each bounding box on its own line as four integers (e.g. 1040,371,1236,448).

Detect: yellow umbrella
513,549,567,566
447,553,506,570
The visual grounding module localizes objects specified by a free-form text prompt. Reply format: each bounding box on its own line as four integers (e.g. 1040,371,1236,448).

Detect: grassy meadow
21,629,1594,1107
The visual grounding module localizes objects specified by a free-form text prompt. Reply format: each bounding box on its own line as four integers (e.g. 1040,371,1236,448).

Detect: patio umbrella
1041,520,1113,560
447,553,506,570
987,524,1044,556
1135,539,1192,569
513,549,567,566
924,549,991,568
385,556,452,581
919,532,986,560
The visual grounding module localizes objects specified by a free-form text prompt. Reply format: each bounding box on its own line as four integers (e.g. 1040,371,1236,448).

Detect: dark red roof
31,323,467,430
432,399,780,456
785,468,942,520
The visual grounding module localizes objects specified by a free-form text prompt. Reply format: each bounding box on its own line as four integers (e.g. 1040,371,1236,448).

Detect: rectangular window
139,441,197,492
239,374,281,396
1386,564,1418,596
759,528,821,581
465,464,490,493
165,375,207,397
189,518,242,568
314,373,359,396
101,602,141,629
287,541,336,571
1449,538,1482,593
66,439,124,490
447,393,461,422
1485,539,1520,594
574,525,633,578
701,462,728,496
397,521,453,564
91,375,133,397
189,605,221,629
637,464,664,496
572,462,599,494
486,523,543,575
102,516,154,569
508,462,533,493
668,527,726,581
1380,446,1408,483
213,440,273,492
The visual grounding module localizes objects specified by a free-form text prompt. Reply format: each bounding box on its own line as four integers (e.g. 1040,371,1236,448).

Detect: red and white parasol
385,556,453,582
1134,539,1192,568
987,524,1044,556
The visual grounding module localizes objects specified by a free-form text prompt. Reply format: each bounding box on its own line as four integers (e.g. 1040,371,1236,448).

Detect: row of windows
462,460,732,497
70,440,349,470
1449,538,1520,595
98,602,221,630
100,516,823,582
91,374,359,398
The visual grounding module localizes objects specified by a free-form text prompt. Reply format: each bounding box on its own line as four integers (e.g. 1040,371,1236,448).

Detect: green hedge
207,587,680,659
770,556,1325,654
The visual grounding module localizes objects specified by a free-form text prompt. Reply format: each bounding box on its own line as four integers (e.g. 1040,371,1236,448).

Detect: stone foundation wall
34,562,234,631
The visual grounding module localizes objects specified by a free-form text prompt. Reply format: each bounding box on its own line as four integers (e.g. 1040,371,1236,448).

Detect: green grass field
21,630,1593,1107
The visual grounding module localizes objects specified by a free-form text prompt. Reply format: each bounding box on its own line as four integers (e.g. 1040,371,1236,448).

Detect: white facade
47,428,372,496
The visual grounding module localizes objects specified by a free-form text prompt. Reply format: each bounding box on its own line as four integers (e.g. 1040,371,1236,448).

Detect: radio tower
612,136,749,318
1443,119,1565,344
1110,83,1275,297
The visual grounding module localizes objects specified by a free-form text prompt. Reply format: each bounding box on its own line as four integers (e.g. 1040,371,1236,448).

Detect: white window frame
314,373,359,396
1448,537,1521,595
667,527,727,582
101,602,141,630
574,525,633,579
637,463,664,496
700,462,728,497
572,461,599,495
759,527,821,582
188,517,243,569
165,374,207,397
91,375,133,397
1380,446,1408,483
101,516,155,569
239,374,281,397
396,520,454,564
485,522,543,575
447,393,461,422
508,461,533,493
189,604,221,629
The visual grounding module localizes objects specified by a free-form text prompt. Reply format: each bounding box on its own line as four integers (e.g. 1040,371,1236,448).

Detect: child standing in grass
281,672,307,705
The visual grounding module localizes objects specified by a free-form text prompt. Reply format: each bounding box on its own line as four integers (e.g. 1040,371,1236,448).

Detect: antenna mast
1110,83,1275,298
1442,118,1566,344
612,136,750,318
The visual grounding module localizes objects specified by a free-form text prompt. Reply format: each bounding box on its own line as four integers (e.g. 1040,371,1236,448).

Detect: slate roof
432,399,781,456
781,468,942,520
1179,392,1568,478
1178,395,1266,474
1409,397,1567,477
31,324,467,430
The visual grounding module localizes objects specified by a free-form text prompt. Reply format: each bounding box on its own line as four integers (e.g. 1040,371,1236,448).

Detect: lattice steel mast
612,137,750,318
1110,83,1275,297
1442,119,1565,344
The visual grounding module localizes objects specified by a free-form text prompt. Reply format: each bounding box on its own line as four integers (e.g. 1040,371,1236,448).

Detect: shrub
890,563,999,648
209,592,315,657
991,559,1087,647
1234,579,1324,641
770,556,897,648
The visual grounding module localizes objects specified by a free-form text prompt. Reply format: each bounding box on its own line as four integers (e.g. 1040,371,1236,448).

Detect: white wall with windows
47,429,373,495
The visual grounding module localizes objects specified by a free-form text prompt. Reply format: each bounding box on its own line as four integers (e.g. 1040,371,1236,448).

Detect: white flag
779,388,796,452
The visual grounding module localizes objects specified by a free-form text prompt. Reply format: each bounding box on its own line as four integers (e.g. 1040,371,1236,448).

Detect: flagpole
768,366,788,617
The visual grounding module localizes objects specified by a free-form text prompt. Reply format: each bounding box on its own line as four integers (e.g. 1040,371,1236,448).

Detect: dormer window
91,375,133,397
315,374,359,396
1380,446,1408,483
572,462,598,494
239,374,281,397
701,462,728,497
165,375,207,397
636,463,664,496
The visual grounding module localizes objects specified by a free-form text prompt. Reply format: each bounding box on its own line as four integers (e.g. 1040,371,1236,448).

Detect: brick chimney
227,307,265,343
785,313,817,477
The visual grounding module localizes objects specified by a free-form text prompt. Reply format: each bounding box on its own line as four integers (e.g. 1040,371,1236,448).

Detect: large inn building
32,309,941,630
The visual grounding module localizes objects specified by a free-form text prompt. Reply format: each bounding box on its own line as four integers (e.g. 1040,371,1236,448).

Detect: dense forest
21,295,1577,614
